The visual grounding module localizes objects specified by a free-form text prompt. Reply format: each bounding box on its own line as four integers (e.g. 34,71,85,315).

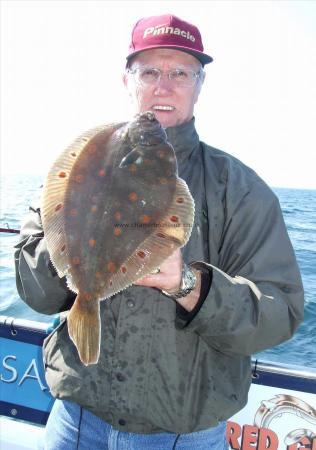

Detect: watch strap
162,263,197,300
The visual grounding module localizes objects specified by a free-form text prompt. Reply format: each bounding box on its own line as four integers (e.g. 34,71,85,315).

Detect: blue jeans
43,399,228,450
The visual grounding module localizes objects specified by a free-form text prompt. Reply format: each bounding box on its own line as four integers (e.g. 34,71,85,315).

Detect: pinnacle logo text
143,26,196,43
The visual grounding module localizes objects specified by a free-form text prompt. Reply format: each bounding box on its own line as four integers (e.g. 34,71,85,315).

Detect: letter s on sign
1,355,18,383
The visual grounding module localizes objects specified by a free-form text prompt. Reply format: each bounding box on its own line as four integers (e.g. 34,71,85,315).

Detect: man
15,14,304,450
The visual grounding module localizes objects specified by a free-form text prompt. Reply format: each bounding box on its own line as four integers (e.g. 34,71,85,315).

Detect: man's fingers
133,248,183,290
134,273,165,287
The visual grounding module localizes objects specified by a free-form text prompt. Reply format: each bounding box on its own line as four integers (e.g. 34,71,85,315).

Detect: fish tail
67,295,101,366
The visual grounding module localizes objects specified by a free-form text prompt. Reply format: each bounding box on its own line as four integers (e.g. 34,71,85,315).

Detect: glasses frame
127,66,203,88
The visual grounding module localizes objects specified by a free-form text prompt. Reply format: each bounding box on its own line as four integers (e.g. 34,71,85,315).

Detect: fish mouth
152,105,175,112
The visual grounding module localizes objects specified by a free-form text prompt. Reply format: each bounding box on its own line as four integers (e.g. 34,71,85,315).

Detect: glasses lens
130,67,200,87
137,68,160,85
169,69,197,87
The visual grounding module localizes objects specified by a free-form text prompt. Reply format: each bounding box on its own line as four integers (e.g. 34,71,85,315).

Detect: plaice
41,112,195,365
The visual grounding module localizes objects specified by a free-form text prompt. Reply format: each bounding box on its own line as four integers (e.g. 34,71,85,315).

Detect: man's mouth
152,105,175,111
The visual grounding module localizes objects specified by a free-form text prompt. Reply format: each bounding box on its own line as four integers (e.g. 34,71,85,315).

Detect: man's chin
150,111,179,128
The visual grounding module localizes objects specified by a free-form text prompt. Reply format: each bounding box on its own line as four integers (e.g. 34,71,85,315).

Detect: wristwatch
162,263,197,300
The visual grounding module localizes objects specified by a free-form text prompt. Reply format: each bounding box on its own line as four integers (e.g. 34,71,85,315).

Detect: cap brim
126,45,213,66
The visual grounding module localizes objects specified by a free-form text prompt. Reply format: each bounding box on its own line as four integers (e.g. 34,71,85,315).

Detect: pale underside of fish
41,112,195,365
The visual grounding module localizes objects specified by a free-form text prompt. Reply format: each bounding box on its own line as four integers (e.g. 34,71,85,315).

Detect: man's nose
154,74,173,94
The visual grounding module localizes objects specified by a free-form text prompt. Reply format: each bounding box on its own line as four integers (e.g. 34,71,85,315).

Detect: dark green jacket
14,119,304,433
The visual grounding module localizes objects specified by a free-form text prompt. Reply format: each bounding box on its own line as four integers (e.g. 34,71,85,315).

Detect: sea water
0,174,315,367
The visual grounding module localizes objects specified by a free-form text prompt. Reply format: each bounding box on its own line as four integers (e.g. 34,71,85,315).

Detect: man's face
124,48,205,128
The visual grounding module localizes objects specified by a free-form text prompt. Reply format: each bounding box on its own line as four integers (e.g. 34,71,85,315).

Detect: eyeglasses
127,67,202,88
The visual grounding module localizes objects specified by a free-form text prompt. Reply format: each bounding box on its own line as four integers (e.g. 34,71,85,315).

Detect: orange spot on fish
140,215,151,224
157,150,166,158
89,239,96,247
170,215,179,223
129,164,137,173
114,228,122,236
55,203,63,212
121,266,127,273
87,144,97,154
98,169,106,177
75,174,85,183
137,250,146,259
114,211,122,221
129,192,138,202
72,256,80,265
91,205,98,213
107,262,116,273
176,197,184,204
58,171,67,178
70,209,78,217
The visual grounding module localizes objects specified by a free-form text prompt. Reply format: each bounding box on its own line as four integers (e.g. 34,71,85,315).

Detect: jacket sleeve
14,207,76,315
175,180,305,356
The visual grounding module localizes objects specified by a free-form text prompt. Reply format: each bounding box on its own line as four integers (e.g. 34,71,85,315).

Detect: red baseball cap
127,14,213,67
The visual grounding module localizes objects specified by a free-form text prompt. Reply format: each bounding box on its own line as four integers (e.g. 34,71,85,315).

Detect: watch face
162,264,197,299
181,264,197,292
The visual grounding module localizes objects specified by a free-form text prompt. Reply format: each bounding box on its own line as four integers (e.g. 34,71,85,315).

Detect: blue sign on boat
0,316,57,424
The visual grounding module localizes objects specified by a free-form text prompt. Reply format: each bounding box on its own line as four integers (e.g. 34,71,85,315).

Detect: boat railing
1,315,316,450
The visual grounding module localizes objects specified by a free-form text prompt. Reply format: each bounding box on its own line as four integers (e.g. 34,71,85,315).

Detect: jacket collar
165,117,200,164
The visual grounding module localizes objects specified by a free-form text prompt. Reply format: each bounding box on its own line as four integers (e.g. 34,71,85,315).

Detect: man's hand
134,249,201,312
134,248,182,291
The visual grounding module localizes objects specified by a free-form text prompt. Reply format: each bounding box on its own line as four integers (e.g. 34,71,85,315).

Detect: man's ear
123,72,128,88
197,70,206,92
123,72,134,101
194,72,205,104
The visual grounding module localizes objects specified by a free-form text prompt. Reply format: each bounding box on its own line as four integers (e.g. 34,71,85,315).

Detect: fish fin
41,122,125,278
158,177,195,246
67,295,100,366
102,178,195,296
